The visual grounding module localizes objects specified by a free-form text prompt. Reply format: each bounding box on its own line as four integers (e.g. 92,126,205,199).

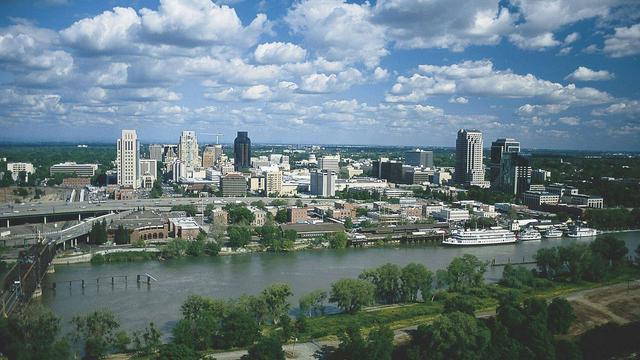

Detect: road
0,196,337,220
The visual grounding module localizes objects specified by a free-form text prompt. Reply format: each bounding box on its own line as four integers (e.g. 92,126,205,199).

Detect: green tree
326,231,348,249
132,322,161,356
329,278,375,314
344,217,353,230
334,325,367,360
157,343,200,360
443,295,477,316
71,309,122,360
499,264,535,288
228,225,251,248
186,238,205,256
445,254,487,291
274,208,288,223
0,303,71,360
422,312,490,360
162,238,189,258
226,204,255,224
171,204,197,217
366,324,394,360
547,298,576,334
89,220,108,245
261,283,293,324
113,225,130,245
244,334,285,360
400,263,433,302
534,247,563,279
295,199,304,208
150,180,163,198
359,263,402,304
299,289,328,316
221,308,260,348
590,235,628,268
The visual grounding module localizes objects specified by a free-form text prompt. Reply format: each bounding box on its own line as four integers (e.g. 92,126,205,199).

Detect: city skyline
0,0,639,150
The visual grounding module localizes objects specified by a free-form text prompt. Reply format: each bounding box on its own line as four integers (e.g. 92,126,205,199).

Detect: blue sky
0,0,639,150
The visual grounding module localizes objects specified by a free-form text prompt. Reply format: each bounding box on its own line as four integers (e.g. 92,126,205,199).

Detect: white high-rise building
117,129,140,188
179,131,199,167
310,170,337,197
454,129,487,187
140,159,157,188
319,155,340,172
265,170,283,195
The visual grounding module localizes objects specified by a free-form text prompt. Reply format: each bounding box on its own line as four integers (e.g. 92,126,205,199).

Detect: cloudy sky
0,0,639,150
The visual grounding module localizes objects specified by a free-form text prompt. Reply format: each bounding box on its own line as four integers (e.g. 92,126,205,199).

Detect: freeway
0,196,337,221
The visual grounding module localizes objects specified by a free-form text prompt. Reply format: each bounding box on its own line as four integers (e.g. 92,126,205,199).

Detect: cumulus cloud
60,7,141,53
517,104,569,116
558,116,580,126
565,66,614,81
449,96,469,104
592,100,640,116
254,42,306,64
509,32,560,50
564,32,580,45
285,0,388,68
603,24,640,58
386,60,612,106
242,84,272,100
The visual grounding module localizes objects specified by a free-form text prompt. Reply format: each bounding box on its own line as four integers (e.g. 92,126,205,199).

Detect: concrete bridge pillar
86,235,89,243
44,216,47,224
5,219,9,228
78,214,81,221
62,240,66,250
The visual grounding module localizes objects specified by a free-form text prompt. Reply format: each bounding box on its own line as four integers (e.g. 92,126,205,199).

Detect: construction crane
200,133,224,144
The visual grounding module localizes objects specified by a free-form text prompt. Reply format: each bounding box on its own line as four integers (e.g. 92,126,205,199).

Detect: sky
0,0,639,150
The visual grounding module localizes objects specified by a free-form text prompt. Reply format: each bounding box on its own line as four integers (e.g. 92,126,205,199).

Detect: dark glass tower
234,131,251,170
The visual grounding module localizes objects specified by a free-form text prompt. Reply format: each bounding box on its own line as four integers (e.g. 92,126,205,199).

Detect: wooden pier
51,273,157,290
490,257,537,267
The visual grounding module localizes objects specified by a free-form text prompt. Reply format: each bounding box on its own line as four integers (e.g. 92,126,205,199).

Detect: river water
41,232,640,336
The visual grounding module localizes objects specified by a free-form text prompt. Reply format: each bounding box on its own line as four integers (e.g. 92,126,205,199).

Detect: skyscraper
454,129,486,187
234,131,251,170
148,144,163,162
405,149,434,168
318,155,340,172
490,138,520,183
310,170,336,197
202,146,216,168
497,153,532,195
117,129,140,188
179,131,199,167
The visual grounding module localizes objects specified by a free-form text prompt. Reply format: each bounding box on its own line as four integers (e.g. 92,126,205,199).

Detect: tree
359,263,402,304
157,343,200,360
186,238,205,256
226,204,255,224
261,283,293,324
295,199,304,208
330,278,375,314
89,220,108,245
244,334,285,360
366,324,394,360
499,264,535,289
534,247,562,279
275,208,288,223
400,263,433,302
344,217,353,230
228,225,251,248
445,254,487,291
162,238,189,258
71,309,122,360
326,231,348,249
420,312,491,360
150,180,163,198
221,308,260,348
173,296,228,350
547,298,576,334
132,322,161,356
590,235,628,268
443,295,477,316
334,325,367,360
299,289,328,316
0,303,71,360
113,225,130,245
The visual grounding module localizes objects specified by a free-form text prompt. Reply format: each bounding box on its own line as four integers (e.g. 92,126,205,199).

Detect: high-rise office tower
117,129,140,188
202,146,216,168
149,144,163,162
490,138,520,183
497,153,532,195
179,131,199,167
454,129,486,186
405,149,434,168
319,155,340,172
234,131,251,170
310,170,336,197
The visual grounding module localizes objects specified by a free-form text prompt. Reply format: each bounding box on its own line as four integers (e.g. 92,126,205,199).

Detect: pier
491,257,537,267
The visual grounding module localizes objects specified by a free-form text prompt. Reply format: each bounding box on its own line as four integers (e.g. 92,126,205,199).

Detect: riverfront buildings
490,138,520,182
50,162,98,177
234,131,251,170
455,129,488,187
116,129,140,189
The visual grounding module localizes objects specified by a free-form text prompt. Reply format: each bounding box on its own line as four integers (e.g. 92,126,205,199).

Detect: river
41,231,640,336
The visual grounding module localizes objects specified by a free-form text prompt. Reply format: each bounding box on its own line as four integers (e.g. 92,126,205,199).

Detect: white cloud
242,84,272,100
298,68,363,93
558,116,580,126
285,0,388,68
60,7,141,53
449,96,469,104
565,66,614,81
96,63,129,87
564,32,580,45
373,0,515,51
373,67,389,81
139,0,269,47
592,100,640,116
509,32,560,50
254,42,306,64
603,24,640,58
386,60,612,106
517,104,568,116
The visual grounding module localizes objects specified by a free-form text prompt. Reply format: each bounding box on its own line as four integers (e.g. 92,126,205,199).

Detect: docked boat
518,228,542,241
443,227,517,246
567,226,598,237
542,228,563,238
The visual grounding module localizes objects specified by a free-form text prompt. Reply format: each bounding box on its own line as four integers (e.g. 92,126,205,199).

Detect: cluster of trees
227,225,252,248
172,284,294,353
358,263,434,304
89,220,108,245
457,187,514,204
0,304,163,360
584,208,640,230
257,223,297,252
400,295,577,360
170,204,197,217
150,180,163,198
161,234,220,258
330,324,394,360
224,203,255,225
534,235,629,282
323,231,348,249
113,225,130,245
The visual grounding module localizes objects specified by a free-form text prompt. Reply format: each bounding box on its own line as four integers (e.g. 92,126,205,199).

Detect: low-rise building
168,217,201,240
280,222,345,239
564,194,604,208
221,173,247,197
287,207,309,223
50,162,98,177
248,206,267,227
62,177,91,187
433,208,470,222
522,191,560,209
